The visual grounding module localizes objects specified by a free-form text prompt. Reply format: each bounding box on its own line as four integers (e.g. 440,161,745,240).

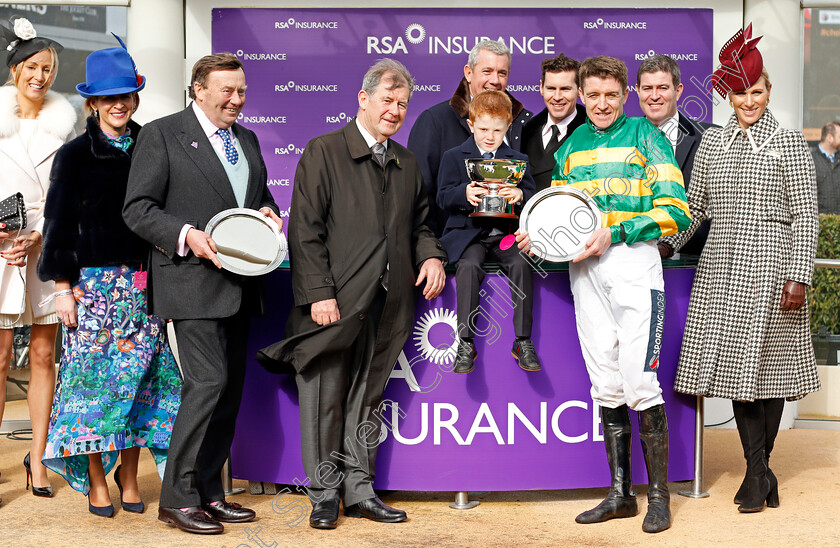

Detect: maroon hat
711,23,763,98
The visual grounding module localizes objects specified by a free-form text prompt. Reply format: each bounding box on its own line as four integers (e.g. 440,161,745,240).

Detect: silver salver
204,208,287,276
519,186,603,262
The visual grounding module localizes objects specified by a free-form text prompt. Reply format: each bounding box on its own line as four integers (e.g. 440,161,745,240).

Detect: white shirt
541,109,579,149
356,117,388,151
192,101,238,157
656,112,681,154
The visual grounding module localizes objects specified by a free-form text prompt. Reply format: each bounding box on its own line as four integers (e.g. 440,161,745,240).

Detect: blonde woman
0,17,75,501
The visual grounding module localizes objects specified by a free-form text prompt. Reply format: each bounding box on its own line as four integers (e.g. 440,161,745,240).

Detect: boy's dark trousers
455,232,534,339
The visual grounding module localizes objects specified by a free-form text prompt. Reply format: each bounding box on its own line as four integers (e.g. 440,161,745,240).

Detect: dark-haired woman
38,38,182,518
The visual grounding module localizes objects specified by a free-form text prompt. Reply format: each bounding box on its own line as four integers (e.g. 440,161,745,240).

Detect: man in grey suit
124,53,281,535
635,55,715,258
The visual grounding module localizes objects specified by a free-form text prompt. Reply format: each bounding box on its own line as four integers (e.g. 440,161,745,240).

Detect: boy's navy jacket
436,136,536,263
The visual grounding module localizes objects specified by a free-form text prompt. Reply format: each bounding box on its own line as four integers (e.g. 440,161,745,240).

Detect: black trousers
295,288,388,507
159,310,249,508
456,234,534,339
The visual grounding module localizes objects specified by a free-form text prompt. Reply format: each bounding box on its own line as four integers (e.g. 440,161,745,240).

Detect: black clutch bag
0,192,26,232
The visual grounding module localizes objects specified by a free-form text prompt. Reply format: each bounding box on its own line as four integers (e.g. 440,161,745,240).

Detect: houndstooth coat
661,109,821,401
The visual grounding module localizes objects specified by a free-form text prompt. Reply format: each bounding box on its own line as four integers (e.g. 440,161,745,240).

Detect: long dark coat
661,110,821,401
257,121,447,375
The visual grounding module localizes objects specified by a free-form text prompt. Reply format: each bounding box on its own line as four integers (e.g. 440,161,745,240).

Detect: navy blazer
437,137,536,263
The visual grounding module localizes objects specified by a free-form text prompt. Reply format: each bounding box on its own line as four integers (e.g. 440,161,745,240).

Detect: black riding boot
575,405,639,524
639,404,671,533
732,400,774,512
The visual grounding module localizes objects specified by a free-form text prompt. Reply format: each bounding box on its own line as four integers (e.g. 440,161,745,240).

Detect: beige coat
0,85,76,318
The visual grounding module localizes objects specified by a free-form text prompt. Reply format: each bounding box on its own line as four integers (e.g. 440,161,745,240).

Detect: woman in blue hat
0,16,75,504
37,36,182,518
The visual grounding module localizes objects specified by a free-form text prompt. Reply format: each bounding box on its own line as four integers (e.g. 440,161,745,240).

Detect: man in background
408,39,532,235
636,54,714,258
521,53,586,192
812,121,840,214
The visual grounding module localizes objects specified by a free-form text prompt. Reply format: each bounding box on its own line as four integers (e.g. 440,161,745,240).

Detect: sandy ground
0,428,838,547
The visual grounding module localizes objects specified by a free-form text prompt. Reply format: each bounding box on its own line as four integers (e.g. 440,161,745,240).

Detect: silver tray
519,186,603,262
204,208,287,276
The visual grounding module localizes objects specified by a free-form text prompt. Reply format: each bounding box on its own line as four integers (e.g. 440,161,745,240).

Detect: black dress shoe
344,497,406,523
511,338,541,371
158,506,224,534
202,500,256,523
452,339,476,374
309,498,339,529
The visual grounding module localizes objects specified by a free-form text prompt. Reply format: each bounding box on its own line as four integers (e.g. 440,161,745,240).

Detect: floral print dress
42,265,182,494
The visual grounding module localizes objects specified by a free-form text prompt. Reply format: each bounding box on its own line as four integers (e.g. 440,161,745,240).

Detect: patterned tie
482,151,493,159
372,142,386,167
217,128,239,165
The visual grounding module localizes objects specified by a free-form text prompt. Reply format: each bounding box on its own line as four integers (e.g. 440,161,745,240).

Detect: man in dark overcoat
257,59,447,529
407,39,532,236
123,53,281,534
521,54,586,192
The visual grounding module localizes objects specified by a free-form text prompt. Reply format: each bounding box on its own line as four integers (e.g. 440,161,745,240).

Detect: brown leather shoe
202,500,256,523
158,506,224,534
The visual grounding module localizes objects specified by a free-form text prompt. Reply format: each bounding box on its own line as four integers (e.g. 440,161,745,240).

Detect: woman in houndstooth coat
660,26,820,515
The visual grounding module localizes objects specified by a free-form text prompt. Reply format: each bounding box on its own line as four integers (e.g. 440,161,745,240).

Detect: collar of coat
85,115,141,160
345,120,402,169
722,108,781,154
0,85,76,141
449,76,525,121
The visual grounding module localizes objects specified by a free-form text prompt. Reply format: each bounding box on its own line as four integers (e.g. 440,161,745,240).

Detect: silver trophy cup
464,158,527,218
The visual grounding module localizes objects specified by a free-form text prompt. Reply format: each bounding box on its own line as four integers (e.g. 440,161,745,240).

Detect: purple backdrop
212,7,714,229
233,268,697,490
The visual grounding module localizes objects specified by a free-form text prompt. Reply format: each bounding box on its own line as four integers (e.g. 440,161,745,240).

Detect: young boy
436,90,539,374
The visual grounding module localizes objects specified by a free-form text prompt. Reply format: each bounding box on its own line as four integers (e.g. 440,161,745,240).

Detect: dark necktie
372,142,386,167
482,151,493,159
217,128,239,165
545,124,561,154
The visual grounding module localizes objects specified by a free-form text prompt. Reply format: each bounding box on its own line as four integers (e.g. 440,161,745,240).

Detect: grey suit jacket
123,105,278,320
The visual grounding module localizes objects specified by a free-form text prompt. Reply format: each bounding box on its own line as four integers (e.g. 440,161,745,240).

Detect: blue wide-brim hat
76,34,145,98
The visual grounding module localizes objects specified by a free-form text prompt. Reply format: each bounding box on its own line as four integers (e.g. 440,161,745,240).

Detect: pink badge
133,271,147,290
499,234,516,251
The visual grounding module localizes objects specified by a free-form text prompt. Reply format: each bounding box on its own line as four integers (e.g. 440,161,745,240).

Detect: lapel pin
191,141,198,149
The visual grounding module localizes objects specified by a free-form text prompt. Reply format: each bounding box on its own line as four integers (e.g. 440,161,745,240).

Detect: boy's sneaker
453,338,477,374
512,338,541,371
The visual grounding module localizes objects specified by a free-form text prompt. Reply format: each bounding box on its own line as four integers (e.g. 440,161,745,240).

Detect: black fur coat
38,116,148,283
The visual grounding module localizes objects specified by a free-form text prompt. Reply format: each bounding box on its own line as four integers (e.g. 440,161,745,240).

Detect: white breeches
569,240,666,411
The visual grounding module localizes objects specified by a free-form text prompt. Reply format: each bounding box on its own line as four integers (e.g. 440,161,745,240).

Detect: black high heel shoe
114,465,144,513
23,453,53,498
